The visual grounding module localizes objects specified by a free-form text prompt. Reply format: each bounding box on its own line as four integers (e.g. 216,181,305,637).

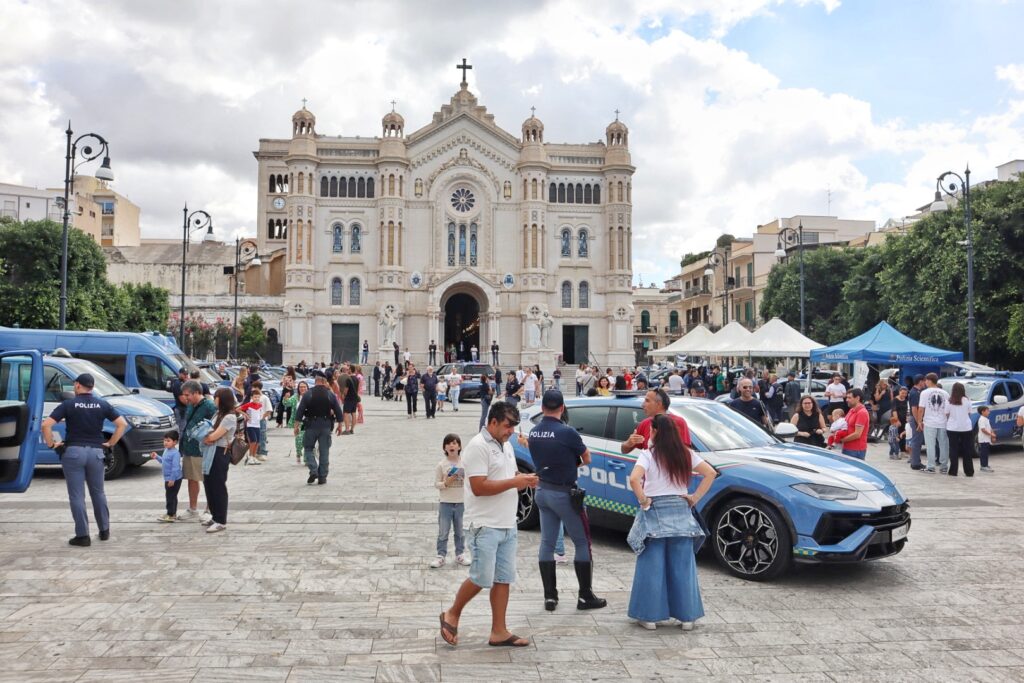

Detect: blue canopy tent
810,321,963,385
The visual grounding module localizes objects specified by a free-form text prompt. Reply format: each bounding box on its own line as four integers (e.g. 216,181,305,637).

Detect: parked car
435,362,495,401
938,373,1024,444
1,351,176,479
511,394,911,581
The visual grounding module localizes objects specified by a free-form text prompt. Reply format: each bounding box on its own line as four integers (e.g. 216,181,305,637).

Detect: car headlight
125,415,164,429
791,483,859,501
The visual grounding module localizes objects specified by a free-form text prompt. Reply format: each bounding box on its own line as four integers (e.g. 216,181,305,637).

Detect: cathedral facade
254,76,635,370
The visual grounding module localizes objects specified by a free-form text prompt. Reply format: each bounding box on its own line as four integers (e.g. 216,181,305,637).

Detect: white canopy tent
648,325,715,358
698,321,755,356
719,317,825,357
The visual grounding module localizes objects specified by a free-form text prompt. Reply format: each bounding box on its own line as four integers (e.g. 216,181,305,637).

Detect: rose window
450,187,475,213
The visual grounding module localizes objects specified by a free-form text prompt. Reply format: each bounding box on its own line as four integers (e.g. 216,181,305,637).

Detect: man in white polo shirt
439,402,538,648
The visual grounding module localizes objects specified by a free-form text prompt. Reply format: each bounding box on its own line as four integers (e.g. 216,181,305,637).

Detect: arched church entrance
443,292,481,362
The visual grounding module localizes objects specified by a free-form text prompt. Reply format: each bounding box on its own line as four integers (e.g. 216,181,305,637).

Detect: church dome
522,111,544,144
606,116,628,146
292,104,315,137
382,107,405,138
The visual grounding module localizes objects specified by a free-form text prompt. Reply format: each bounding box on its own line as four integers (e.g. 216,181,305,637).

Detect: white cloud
996,63,1024,92
0,0,1020,288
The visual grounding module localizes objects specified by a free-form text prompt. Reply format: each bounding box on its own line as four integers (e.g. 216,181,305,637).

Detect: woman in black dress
790,395,827,448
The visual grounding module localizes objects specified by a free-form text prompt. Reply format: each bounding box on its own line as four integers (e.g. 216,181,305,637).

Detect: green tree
0,219,110,330
759,247,863,345
680,250,711,268
119,282,171,332
237,312,266,360
716,234,735,249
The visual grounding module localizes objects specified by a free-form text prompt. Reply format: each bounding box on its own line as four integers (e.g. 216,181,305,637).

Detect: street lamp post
930,167,975,361
774,221,806,335
59,123,114,330
230,237,262,360
179,206,214,349
704,248,731,326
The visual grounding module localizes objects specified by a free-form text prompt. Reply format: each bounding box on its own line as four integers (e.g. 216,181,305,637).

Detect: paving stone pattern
1,395,1022,682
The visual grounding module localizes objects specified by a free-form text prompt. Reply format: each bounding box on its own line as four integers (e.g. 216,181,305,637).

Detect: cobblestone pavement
1,395,1023,682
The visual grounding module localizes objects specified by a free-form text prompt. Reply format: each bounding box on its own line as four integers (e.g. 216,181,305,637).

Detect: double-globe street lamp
179,206,214,349
774,221,806,335
228,237,262,359
929,167,975,362
704,248,731,325
59,123,114,330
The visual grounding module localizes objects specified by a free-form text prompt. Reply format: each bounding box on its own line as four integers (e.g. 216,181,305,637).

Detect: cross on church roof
391,100,396,112
301,97,308,109
614,109,620,121
530,106,536,117
456,58,472,85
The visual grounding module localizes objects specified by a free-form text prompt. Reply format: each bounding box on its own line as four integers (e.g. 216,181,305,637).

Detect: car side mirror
131,388,140,394
992,395,1008,405
774,422,798,441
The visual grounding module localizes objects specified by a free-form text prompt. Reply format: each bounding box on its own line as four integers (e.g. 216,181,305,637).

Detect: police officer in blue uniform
528,389,607,612
41,373,127,546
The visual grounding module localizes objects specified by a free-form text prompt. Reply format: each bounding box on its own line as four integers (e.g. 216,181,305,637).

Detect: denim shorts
842,448,867,460
467,525,517,588
245,427,261,443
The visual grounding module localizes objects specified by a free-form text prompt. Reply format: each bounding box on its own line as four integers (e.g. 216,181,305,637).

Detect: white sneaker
981,466,994,473
637,621,657,630
554,553,568,564
206,523,226,533
428,556,445,569
680,621,695,631
201,519,214,527
183,508,198,518
456,553,471,566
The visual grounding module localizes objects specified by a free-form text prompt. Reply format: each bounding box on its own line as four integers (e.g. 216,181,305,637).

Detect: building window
321,177,329,197
583,184,592,204
367,177,375,198
670,311,679,332
470,223,478,267
350,224,361,253
357,177,366,198
458,223,467,265
332,223,343,253
640,310,650,332
447,222,456,266
349,278,361,306
575,183,583,203
330,278,343,306
579,281,590,309
577,228,589,258
560,229,571,257
549,183,557,203
348,177,356,197
451,188,475,213
561,281,572,309
557,183,566,203
593,184,600,204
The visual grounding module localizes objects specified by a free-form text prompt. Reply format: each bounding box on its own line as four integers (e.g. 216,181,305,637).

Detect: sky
2,0,1023,287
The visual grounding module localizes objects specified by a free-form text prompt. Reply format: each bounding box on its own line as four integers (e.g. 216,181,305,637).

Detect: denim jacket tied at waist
186,419,217,475
627,494,706,556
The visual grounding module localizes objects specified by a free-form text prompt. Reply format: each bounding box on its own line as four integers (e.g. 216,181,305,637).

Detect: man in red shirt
839,388,870,459
621,388,691,453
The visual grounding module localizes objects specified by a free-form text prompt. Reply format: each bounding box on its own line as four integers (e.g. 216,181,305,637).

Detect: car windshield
198,367,222,385
262,367,286,380
59,359,131,397
172,353,199,375
939,379,989,402
671,400,778,451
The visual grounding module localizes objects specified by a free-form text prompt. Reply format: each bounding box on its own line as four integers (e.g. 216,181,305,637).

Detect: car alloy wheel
712,497,791,580
516,464,539,529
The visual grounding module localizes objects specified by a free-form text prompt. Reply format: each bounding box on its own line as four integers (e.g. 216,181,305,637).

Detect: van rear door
0,351,44,493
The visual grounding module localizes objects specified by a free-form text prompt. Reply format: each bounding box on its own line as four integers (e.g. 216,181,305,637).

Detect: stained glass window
451,187,475,212
332,224,343,253
561,281,572,309
561,229,571,257
578,229,588,258
458,224,467,265
350,224,361,253
447,222,456,266
579,281,590,309
470,223,478,266
349,278,361,306
331,278,343,305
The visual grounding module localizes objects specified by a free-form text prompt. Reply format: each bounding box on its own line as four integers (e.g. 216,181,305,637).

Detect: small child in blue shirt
887,413,904,460
150,430,183,522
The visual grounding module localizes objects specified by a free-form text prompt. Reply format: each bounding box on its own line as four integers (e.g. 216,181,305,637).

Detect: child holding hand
150,430,183,522
887,413,905,460
429,434,470,569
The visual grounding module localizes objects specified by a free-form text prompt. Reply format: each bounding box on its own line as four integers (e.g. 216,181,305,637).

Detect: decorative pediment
425,148,501,196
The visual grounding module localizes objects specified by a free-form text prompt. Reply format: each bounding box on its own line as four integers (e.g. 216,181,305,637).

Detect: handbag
569,484,587,513
229,416,248,465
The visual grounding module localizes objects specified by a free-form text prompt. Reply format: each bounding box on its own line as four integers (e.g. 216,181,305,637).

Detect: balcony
731,276,755,291
633,325,658,335
682,285,711,299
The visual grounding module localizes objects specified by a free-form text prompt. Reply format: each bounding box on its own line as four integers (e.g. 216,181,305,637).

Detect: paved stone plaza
0,396,1022,682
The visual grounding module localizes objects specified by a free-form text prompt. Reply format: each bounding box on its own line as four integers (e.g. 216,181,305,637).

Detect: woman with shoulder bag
201,388,238,533
627,413,717,631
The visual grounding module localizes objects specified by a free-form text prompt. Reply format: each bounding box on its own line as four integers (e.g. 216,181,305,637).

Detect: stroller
381,381,395,401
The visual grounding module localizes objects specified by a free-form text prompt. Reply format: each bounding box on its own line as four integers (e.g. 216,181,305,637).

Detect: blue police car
511,394,911,581
938,373,1024,443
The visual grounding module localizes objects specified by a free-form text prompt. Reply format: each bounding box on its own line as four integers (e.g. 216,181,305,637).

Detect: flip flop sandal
488,635,529,647
439,612,458,646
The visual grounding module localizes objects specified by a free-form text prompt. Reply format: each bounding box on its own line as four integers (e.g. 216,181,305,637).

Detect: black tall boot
574,561,607,610
539,561,558,611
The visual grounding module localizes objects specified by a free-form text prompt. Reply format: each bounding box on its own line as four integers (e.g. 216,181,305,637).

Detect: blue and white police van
939,371,1024,444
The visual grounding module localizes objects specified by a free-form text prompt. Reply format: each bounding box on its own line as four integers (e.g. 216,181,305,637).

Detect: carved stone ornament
425,149,501,195
410,271,423,288
501,273,515,289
